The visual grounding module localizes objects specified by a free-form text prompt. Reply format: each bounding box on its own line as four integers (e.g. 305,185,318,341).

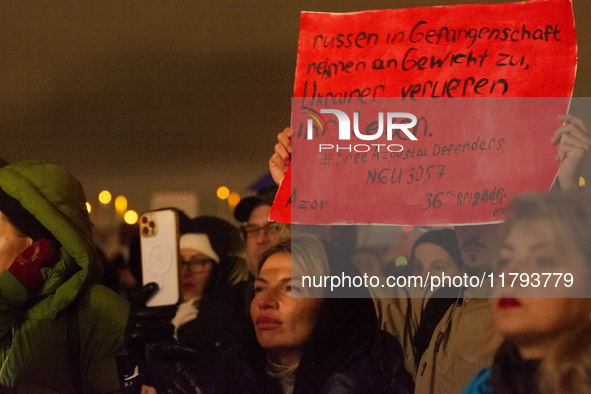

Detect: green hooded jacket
0,160,129,393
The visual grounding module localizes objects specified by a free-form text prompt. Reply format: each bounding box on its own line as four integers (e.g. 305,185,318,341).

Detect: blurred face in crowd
244,204,280,275
413,242,461,280
180,248,214,301
455,224,503,275
493,218,591,359
0,211,32,274
251,252,323,365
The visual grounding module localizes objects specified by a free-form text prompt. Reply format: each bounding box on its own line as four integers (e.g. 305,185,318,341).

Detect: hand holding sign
552,114,591,190
270,127,292,185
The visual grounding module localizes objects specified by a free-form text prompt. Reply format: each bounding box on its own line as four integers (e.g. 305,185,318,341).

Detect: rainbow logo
302,106,328,139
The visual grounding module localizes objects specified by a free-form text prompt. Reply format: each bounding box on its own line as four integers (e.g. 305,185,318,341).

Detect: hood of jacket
0,160,103,327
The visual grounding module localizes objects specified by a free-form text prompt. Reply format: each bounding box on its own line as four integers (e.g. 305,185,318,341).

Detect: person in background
270,114,591,393
126,214,253,392
95,222,140,298
234,184,281,276
462,191,591,394
174,215,249,348
410,228,463,280
0,160,129,393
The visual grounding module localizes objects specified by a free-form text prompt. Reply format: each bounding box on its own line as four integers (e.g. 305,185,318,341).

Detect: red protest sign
270,0,576,225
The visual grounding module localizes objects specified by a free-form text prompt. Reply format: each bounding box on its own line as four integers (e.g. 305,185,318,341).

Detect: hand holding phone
124,282,177,359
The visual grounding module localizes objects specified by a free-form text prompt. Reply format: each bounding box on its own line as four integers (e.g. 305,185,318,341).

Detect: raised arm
551,114,591,190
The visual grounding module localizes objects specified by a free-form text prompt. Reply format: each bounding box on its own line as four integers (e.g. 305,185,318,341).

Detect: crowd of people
0,74,589,394
0,112,589,393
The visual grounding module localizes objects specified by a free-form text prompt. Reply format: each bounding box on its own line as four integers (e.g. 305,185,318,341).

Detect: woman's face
180,248,214,302
413,242,461,280
251,252,323,364
0,211,32,274
494,218,591,358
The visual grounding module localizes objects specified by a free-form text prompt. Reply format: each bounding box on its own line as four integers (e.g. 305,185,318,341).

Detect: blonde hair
503,191,591,271
503,191,591,394
257,235,329,278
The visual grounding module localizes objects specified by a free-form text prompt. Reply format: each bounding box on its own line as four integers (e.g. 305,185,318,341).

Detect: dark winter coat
0,161,129,393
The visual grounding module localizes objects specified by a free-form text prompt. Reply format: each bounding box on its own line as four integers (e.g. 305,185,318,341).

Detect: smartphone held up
139,209,181,307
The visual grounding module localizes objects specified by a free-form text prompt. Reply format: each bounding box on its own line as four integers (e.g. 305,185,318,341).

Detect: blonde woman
462,191,591,394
